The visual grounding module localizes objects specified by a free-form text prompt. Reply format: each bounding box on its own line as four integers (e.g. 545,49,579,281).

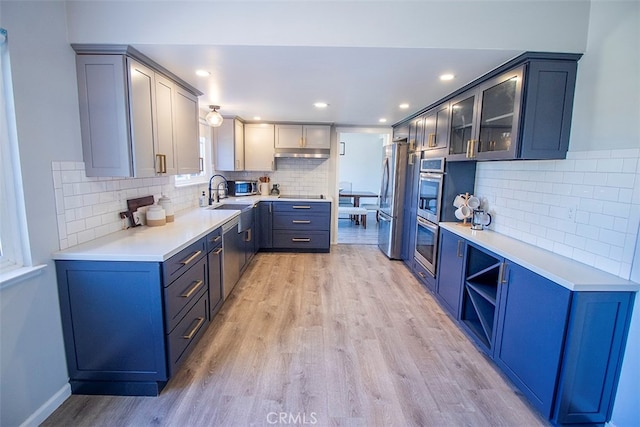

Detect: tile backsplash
52,158,330,250
224,157,330,196
474,148,640,279
52,161,208,250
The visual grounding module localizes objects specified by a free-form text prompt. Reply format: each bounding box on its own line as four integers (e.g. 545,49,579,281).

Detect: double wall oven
414,157,445,277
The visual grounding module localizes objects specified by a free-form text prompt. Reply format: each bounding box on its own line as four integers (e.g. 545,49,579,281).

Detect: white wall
338,133,384,194
0,2,79,425
473,2,640,424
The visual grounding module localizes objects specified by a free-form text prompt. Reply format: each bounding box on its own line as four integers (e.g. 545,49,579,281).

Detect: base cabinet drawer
167,293,209,376
273,231,330,250
273,213,329,231
164,256,207,332
163,237,206,284
272,201,330,214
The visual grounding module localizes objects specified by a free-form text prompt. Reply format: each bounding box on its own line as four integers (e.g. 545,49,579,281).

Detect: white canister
146,204,166,227
157,194,174,222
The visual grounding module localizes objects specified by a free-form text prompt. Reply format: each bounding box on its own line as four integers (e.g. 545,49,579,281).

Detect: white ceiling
138,44,523,126
60,1,589,128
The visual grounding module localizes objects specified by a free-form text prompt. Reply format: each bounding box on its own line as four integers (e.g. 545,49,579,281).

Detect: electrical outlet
568,207,576,222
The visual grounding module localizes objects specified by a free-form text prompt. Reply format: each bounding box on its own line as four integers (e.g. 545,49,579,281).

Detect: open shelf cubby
460,245,502,350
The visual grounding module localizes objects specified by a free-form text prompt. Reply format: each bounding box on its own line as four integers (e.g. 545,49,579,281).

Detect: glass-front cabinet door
475,66,524,160
447,66,524,161
448,94,477,160
423,103,450,156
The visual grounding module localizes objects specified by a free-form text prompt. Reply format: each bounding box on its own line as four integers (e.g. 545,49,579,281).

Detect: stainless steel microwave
227,180,257,196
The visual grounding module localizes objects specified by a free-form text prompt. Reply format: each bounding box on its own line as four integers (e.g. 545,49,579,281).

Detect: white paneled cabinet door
213,118,244,171
76,55,131,177
303,125,330,149
244,124,275,171
154,74,177,175
174,86,200,174
275,124,303,148
128,58,158,178
234,119,245,171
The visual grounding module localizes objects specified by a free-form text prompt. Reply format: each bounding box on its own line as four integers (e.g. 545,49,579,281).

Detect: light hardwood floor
44,245,547,427
337,212,379,245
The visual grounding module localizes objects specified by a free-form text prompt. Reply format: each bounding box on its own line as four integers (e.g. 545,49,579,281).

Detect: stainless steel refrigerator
378,139,408,259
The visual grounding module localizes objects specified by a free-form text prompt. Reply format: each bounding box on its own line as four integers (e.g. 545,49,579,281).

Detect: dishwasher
221,216,242,300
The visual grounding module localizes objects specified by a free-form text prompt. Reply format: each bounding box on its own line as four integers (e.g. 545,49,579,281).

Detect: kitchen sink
209,203,252,211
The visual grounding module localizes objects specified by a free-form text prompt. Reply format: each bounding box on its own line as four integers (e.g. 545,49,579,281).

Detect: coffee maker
471,209,492,230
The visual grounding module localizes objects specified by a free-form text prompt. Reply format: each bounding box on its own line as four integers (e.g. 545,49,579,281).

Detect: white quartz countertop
440,222,639,292
53,208,239,262
52,196,332,263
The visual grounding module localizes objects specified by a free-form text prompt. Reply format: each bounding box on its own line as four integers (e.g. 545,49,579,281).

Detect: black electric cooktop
279,194,326,200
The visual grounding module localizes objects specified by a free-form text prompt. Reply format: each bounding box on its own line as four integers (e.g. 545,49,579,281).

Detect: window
174,118,212,186
0,28,43,286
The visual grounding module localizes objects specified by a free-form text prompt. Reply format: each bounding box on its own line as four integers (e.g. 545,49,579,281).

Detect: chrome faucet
208,174,228,205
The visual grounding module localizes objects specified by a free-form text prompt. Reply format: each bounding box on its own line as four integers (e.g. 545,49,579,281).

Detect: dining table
338,190,379,225
338,190,378,207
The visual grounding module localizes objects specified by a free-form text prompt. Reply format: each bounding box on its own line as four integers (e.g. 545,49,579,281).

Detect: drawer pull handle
456,240,463,258
292,205,311,209
181,280,204,298
213,247,223,255
418,271,427,278
180,250,202,265
210,235,221,243
292,238,311,242
182,317,205,340
292,220,311,224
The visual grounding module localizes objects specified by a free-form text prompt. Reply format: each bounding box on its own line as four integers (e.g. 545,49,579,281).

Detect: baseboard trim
19,383,71,427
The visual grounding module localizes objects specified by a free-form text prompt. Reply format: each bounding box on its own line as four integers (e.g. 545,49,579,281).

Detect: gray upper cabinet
73,45,202,177
244,124,275,171
173,86,200,175
213,118,245,171
275,124,330,149
153,73,178,176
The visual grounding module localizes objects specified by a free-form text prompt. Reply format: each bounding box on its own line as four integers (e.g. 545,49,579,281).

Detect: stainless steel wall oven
417,158,445,223
415,216,439,275
414,157,445,277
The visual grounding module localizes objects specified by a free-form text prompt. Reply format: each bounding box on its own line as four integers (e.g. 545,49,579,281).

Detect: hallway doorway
336,130,390,244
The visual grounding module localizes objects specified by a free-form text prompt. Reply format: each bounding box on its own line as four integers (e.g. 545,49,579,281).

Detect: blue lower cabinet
56,260,168,395
552,292,635,425
494,262,571,418
270,201,331,252
431,234,636,425
436,229,465,317
55,236,214,396
258,202,273,249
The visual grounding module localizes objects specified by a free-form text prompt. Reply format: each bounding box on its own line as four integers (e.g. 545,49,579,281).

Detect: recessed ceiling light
253,116,261,121
399,103,410,109
379,118,387,123
440,73,455,81
195,70,211,77
314,102,329,108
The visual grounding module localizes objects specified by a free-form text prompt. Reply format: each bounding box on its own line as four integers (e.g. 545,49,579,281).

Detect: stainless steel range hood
274,148,330,159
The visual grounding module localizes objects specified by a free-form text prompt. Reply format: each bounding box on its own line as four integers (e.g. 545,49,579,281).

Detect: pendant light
205,105,223,127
